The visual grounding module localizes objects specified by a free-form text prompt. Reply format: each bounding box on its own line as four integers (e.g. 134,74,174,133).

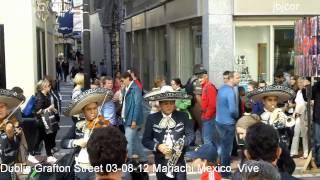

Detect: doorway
258,43,267,81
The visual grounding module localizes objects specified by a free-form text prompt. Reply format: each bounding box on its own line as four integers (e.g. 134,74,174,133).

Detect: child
186,143,222,180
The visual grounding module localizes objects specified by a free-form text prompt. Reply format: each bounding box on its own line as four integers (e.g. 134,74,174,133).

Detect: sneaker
47,156,58,164
27,155,39,164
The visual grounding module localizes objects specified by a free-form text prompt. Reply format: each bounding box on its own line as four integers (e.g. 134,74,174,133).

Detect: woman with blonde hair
72,73,84,100
34,79,58,163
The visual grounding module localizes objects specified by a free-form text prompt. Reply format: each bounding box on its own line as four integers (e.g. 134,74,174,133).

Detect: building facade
0,0,56,99
124,0,320,90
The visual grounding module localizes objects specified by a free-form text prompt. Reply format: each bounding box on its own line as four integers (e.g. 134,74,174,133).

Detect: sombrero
144,88,191,102
0,89,25,109
247,85,295,103
64,88,114,116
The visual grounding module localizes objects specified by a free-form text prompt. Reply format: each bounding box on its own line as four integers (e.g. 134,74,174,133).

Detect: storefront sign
235,0,320,15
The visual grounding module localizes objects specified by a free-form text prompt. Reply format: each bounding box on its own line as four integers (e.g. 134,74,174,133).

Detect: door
258,43,267,81
0,25,6,88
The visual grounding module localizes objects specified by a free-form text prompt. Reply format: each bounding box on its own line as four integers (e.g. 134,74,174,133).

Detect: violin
86,115,110,129
0,116,21,135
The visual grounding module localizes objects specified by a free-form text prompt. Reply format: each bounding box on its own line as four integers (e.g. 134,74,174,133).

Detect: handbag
41,111,59,134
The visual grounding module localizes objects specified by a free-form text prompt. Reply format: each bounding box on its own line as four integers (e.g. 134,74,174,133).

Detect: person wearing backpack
194,65,219,147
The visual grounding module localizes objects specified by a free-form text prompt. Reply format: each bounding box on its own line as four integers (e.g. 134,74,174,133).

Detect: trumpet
166,136,185,178
270,108,295,128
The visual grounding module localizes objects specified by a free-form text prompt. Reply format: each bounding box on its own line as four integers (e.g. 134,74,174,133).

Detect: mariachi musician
61,88,113,180
0,88,25,179
143,89,194,180
247,85,297,174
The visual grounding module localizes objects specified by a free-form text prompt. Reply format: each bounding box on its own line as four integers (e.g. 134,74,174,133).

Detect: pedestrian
121,72,147,163
171,78,192,121
312,79,320,166
87,127,127,180
0,89,25,179
247,81,264,115
290,77,308,159
61,59,70,82
223,71,231,84
274,71,289,87
101,76,117,126
56,59,62,80
149,79,162,114
247,85,296,174
143,89,194,180
44,76,61,153
128,69,143,92
90,61,98,82
186,143,222,180
113,71,121,93
194,65,218,146
62,88,113,180
34,79,58,163
215,71,238,178
240,123,298,180
184,65,203,145
72,73,84,100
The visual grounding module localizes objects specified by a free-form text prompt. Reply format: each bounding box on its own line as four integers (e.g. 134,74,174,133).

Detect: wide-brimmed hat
64,88,113,116
144,88,191,102
0,89,25,109
247,85,295,103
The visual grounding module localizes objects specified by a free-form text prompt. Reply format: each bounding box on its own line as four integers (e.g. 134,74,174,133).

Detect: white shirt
162,113,172,118
261,108,272,125
295,90,306,105
121,81,134,120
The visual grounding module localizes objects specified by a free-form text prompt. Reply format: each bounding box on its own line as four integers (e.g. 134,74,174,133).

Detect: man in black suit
143,90,194,180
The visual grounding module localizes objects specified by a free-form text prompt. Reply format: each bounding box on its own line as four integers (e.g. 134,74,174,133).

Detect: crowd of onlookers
4,60,320,180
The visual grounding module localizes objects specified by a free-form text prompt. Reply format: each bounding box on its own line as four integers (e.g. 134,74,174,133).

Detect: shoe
27,155,39,164
47,156,58,164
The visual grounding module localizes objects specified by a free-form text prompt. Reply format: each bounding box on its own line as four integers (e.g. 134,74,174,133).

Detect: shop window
235,26,270,82
175,25,193,84
133,30,149,88
149,27,167,89
274,28,295,76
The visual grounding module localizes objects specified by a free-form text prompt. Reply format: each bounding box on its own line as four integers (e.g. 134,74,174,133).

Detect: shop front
234,0,320,84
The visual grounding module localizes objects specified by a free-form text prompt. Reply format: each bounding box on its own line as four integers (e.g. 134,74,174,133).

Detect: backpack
184,77,198,107
22,95,36,118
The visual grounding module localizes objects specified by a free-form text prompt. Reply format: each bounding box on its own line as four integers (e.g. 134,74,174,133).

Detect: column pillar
202,0,234,87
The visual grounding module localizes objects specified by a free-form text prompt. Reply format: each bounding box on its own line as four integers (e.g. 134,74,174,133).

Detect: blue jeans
201,117,219,145
216,122,235,177
125,126,147,161
314,123,320,166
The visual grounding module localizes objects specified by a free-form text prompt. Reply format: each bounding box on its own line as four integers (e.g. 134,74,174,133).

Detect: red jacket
201,81,217,120
201,170,222,180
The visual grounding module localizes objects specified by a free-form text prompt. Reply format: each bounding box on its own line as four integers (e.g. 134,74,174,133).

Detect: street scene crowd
1,61,320,180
